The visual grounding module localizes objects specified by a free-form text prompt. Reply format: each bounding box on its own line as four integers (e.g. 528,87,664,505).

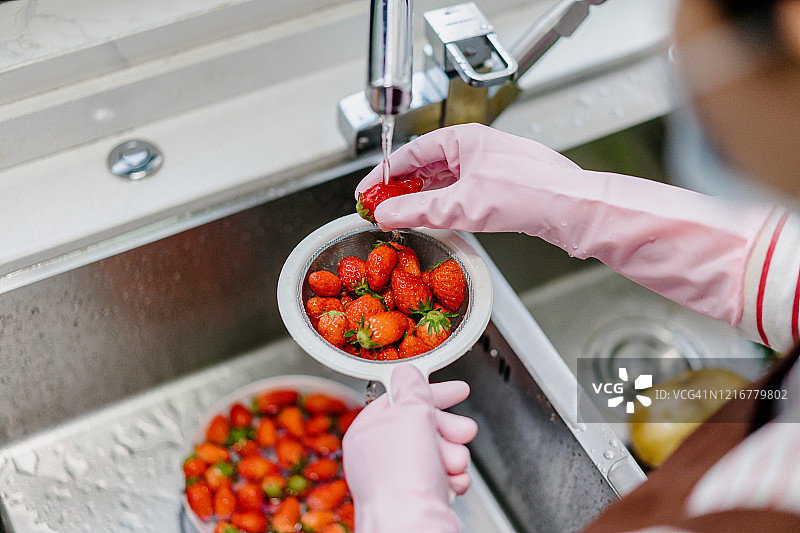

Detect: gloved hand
356,123,777,330
343,363,478,533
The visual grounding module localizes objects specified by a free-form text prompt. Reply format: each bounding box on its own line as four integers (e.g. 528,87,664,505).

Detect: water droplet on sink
64,452,89,479
603,450,616,460
609,439,619,447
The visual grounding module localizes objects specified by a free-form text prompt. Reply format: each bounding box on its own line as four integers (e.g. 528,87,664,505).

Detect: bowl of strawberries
182,375,363,533
277,214,493,394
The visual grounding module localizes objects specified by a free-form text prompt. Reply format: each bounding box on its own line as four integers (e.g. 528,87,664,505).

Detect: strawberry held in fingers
356,177,423,223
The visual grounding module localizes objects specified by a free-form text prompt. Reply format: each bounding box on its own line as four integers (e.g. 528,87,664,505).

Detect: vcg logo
591,367,653,414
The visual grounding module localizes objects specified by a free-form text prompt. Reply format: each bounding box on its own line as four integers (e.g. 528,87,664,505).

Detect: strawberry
429,259,466,311
306,480,348,511
391,269,433,314
205,414,230,445
183,456,207,479
380,287,395,310
276,436,307,469
309,270,342,297
306,297,345,328
276,406,305,438
231,511,267,533
301,510,336,532
272,497,302,533
214,485,236,519
344,294,385,324
337,256,367,292
415,308,457,348
305,413,332,435
204,461,234,491
238,455,278,481
337,408,362,434
374,344,400,360
255,417,277,447
366,243,397,292
303,433,341,456
351,311,408,348
335,502,355,530
399,335,432,359
236,482,264,512
185,479,213,520
322,524,348,533
255,389,298,415
304,393,347,415
316,311,349,349
195,442,230,464
303,458,339,482
356,177,423,223
214,521,238,533
391,243,422,277
261,473,287,498
229,402,253,428
232,438,259,458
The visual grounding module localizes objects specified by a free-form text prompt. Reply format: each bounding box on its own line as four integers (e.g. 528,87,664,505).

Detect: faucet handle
424,2,518,89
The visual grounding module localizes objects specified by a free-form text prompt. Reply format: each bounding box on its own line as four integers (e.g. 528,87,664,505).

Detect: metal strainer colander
277,214,492,398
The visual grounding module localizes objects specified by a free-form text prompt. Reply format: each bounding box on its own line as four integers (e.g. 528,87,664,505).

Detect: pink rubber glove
356,123,775,328
343,363,478,533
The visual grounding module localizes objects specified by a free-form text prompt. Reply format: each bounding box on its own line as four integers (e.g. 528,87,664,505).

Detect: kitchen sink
5,115,771,532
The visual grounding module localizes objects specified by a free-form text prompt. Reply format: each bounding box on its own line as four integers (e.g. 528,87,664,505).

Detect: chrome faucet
339,0,607,155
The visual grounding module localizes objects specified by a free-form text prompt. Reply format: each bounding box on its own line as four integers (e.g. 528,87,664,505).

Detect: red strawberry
229,402,253,428
303,433,341,456
309,270,342,297
306,297,345,328
185,479,213,520
305,413,332,435
335,502,355,530
214,485,236,519
232,438,259,457
316,311,349,349
276,436,307,469
322,524,348,533
374,344,400,360
391,243,422,277
195,442,230,464
238,455,278,481
205,414,230,445
399,335,432,358
183,456,207,479
203,461,234,491
415,308,457,348
276,406,305,438
255,389,298,415
301,510,336,532
272,497,302,533
380,287,395,310
306,480,349,511
356,177,423,223
255,417,277,447
366,243,397,292
344,294,385,324
304,393,347,415
337,256,367,292
353,311,408,348
391,269,433,314
231,511,267,533
214,521,236,533
236,482,264,512
337,408,362,434
303,458,340,482
429,259,466,311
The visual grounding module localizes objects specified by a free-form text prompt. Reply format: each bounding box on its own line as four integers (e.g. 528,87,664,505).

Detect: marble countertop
0,0,677,290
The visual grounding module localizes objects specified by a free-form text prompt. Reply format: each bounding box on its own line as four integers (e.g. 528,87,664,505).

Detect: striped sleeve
738,208,800,354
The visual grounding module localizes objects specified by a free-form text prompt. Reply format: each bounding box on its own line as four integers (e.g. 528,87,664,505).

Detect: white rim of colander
277,214,493,392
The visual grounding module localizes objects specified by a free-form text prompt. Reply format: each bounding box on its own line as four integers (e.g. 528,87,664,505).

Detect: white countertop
0,0,677,291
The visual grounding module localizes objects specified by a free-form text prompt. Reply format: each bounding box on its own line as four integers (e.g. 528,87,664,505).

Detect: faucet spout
366,0,413,116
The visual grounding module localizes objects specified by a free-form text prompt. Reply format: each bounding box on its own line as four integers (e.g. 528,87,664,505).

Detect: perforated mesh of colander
277,214,492,391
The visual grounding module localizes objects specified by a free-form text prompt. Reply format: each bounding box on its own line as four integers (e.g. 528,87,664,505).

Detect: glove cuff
739,207,800,353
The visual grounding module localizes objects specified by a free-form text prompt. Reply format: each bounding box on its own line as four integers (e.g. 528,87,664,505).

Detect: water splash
381,115,395,185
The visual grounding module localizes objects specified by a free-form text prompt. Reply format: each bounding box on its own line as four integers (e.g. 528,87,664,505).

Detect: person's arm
358,123,783,344
342,363,478,533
